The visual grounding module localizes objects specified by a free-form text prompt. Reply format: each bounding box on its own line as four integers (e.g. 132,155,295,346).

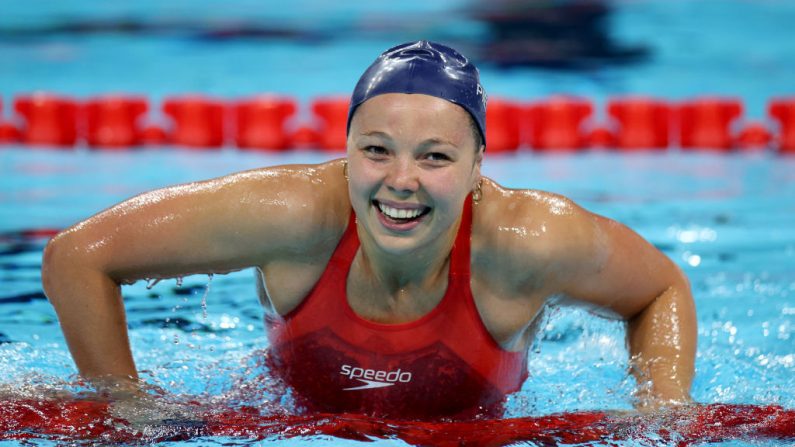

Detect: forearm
627,280,697,407
42,242,138,381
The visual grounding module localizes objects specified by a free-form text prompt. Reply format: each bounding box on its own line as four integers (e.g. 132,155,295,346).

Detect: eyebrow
358,131,458,148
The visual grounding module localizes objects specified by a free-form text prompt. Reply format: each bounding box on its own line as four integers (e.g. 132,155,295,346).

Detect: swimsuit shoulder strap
449,194,473,278
278,209,356,320
328,209,359,268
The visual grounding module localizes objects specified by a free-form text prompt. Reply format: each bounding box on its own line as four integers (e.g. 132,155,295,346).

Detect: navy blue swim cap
347,40,487,145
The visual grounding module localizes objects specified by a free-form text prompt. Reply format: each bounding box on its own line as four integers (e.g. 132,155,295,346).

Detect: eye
363,145,388,156
425,152,452,162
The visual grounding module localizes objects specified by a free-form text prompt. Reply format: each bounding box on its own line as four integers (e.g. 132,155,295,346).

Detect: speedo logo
339,364,412,391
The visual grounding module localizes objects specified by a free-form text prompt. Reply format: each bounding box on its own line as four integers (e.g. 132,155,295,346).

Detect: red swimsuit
266,198,528,419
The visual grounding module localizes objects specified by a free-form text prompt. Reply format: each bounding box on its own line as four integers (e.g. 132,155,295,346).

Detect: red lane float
607,97,671,150
1,398,793,446
4,93,795,153
736,122,772,150
525,97,592,151
312,97,349,151
770,97,795,153
485,98,520,152
585,127,616,148
678,97,743,150
234,96,296,150
290,125,322,149
0,122,20,144
14,93,79,147
163,96,225,148
0,99,21,144
84,95,148,149
19,228,61,239
139,124,169,146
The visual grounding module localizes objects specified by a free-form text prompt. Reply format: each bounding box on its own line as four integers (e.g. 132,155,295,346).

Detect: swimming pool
2,149,794,445
2,0,795,445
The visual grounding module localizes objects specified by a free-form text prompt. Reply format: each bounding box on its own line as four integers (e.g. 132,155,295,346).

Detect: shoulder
472,178,596,253
45,160,351,285
470,179,686,321
218,159,351,253
218,159,348,215
471,178,604,292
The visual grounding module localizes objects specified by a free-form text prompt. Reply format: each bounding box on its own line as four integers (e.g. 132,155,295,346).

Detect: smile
373,200,431,225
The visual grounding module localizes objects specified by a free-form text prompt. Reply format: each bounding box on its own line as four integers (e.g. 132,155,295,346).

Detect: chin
360,209,435,255
371,232,430,256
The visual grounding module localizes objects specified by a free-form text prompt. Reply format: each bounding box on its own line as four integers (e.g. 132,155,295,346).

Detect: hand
92,377,202,431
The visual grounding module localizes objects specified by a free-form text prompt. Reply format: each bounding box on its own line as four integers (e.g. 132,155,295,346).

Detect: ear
471,145,484,188
475,145,485,166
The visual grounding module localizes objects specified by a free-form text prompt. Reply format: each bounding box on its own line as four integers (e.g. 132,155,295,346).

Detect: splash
0,397,793,446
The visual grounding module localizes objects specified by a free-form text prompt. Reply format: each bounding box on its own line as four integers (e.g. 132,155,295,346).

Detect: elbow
668,263,695,314
41,233,70,304
41,231,104,305
626,264,694,324
656,258,693,308
671,261,691,292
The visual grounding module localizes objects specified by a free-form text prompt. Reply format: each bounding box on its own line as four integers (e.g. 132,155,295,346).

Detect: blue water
2,149,794,446
1,0,794,116
1,0,795,445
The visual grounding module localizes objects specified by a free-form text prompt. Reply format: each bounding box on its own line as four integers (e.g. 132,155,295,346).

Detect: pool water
1,0,795,445
2,0,794,115
1,149,794,445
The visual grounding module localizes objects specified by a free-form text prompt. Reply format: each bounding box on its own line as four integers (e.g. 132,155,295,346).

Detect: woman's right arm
41,162,346,384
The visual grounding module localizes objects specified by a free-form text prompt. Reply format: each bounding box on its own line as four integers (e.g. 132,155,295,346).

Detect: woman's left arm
548,205,697,408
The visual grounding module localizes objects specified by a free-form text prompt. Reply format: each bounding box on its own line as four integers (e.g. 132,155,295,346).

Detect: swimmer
41,41,696,419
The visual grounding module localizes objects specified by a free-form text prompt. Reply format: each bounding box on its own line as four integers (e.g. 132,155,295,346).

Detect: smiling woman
41,40,695,421
347,93,481,254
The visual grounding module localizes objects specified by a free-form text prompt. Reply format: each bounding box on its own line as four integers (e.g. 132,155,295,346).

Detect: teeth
378,203,423,220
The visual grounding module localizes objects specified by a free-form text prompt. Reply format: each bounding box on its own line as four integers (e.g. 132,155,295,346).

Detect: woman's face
346,93,483,256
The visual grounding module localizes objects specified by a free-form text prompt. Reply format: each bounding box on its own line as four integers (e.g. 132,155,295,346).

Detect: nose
385,157,419,195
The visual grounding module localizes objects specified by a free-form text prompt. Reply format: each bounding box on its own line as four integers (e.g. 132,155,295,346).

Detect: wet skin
42,93,696,409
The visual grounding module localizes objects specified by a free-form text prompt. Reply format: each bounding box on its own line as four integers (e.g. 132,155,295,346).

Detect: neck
356,217,461,295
